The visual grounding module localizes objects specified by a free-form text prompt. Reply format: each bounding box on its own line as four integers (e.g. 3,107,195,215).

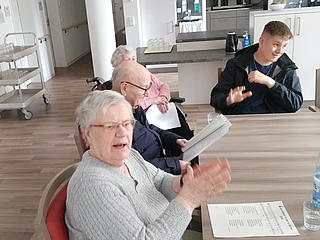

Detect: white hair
75,90,133,127
111,45,135,67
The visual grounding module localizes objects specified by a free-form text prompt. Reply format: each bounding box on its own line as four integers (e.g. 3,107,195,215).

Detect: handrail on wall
62,21,87,34
37,34,50,43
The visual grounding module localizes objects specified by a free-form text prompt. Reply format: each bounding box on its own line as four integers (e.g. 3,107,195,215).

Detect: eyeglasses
121,81,152,95
90,119,136,131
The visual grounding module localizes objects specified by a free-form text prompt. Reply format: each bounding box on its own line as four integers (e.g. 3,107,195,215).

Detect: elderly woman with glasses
65,90,231,240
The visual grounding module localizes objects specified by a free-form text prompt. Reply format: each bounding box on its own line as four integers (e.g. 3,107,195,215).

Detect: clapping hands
177,158,231,213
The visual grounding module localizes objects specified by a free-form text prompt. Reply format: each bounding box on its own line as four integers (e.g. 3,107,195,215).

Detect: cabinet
210,9,236,31
250,8,320,100
208,8,250,32
0,33,49,120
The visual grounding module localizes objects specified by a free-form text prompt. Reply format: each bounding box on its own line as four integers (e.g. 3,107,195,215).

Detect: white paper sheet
182,114,231,162
145,102,181,130
208,201,300,238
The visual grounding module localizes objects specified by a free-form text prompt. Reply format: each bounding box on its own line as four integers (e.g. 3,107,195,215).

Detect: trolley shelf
0,68,41,85
0,88,46,110
0,45,37,62
0,32,49,119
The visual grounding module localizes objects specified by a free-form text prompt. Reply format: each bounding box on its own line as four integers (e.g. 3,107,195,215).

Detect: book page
208,201,299,238
145,102,181,130
182,114,231,161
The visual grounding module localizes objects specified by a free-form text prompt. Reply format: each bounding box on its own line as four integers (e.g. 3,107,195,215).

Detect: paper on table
182,114,231,162
208,201,300,238
145,102,181,130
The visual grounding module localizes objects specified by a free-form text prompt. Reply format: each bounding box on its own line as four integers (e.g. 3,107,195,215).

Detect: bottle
194,0,200,12
243,31,250,48
182,0,187,13
312,153,320,208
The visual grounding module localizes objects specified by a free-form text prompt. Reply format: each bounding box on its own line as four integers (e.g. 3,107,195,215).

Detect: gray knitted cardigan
65,149,191,240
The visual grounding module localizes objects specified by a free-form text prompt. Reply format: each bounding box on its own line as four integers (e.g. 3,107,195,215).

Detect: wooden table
199,112,320,240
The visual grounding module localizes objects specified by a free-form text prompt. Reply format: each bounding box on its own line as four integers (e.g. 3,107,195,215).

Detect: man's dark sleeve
210,59,242,114
145,156,181,175
149,124,182,150
268,69,303,112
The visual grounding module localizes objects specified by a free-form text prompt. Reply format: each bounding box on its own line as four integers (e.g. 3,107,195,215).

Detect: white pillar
85,0,116,80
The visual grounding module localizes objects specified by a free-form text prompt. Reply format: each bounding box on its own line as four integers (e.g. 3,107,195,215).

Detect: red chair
33,163,78,240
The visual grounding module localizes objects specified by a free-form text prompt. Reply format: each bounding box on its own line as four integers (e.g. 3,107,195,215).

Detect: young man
210,21,303,114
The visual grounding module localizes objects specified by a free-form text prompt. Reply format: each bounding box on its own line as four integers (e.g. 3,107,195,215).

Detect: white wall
123,0,178,50
0,1,16,42
0,0,23,95
139,0,176,46
46,0,90,67
123,0,143,50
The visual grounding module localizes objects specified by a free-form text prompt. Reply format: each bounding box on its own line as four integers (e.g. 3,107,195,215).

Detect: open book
182,114,232,162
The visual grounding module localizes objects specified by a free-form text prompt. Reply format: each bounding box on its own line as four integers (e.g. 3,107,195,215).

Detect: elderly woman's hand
176,158,231,214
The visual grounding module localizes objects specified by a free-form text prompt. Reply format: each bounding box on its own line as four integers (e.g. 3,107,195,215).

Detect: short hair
111,61,147,92
111,64,125,92
111,45,135,67
262,21,293,40
75,90,133,127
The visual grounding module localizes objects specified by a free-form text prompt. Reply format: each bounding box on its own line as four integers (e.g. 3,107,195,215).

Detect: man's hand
248,70,275,88
176,139,188,148
179,160,190,174
226,86,252,105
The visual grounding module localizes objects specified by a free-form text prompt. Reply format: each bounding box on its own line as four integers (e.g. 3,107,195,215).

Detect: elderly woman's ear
81,126,91,146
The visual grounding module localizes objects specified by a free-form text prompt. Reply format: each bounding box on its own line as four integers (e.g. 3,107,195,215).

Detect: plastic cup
207,112,218,124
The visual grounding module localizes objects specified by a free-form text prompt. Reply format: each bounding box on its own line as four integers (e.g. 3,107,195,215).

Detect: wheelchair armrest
170,97,185,104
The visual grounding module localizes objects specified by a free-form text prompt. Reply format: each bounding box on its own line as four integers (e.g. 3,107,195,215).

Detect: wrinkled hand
154,96,169,113
176,158,231,213
226,86,252,105
176,139,188,148
248,70,275,88
157,103,168,113
179,160,190,175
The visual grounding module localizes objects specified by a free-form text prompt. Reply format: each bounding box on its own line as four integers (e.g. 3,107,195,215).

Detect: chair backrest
309,68,320,112
33,163,78,240
74,125,89,158
316,68,320,109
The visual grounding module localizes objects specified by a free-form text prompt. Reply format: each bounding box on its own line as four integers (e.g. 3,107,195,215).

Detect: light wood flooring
0,54,312,240
0,54,206,240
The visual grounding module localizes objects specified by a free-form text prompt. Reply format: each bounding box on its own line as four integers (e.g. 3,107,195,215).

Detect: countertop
176,29,246,43
136,45,234,66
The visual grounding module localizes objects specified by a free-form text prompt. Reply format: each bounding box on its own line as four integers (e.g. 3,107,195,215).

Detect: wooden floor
0,54,312,240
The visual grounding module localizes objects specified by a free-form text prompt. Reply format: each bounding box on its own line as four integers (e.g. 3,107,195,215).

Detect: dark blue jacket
210,44,303,114
132,107,182,175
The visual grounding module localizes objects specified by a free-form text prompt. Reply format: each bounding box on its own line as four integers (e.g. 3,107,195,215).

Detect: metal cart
0,32,49,120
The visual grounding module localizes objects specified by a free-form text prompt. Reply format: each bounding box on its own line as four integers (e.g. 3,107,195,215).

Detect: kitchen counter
137,45,233,105
176,29,246,43
136,45,233,66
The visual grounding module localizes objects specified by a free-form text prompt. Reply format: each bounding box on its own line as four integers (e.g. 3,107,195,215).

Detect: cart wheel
43,94,49,105
21,109,33,120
